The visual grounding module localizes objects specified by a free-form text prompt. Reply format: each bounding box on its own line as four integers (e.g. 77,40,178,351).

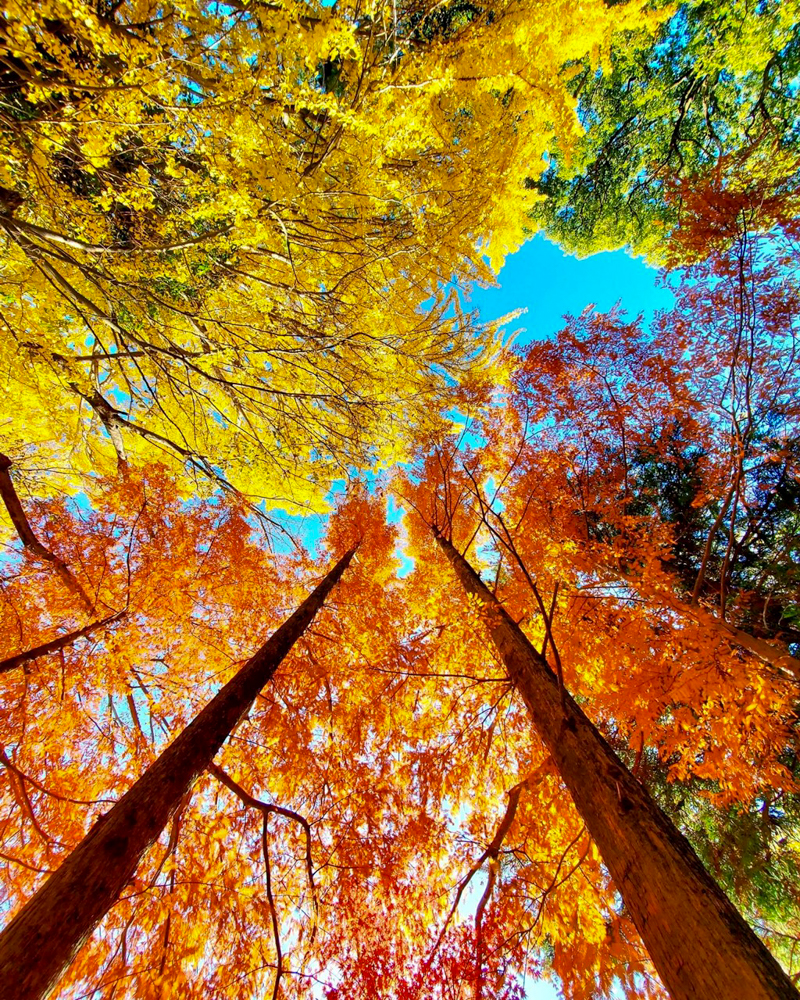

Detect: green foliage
643,746,800,967
528,0,800,258
627,421,709,584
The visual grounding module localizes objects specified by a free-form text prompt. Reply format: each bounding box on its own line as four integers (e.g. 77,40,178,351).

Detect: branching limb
0,610,127,675
0,455,93,612
429,779,527,962
499,826,589,952
0,748,115,806
208,761,318,989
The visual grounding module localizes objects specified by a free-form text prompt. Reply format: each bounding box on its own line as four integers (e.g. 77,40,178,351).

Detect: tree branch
208,763,318,948
0,455,93,613
0,611,126,675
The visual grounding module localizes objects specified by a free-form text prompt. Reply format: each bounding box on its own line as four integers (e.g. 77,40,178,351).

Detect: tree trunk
434,532,798,1000
0,546,357,1000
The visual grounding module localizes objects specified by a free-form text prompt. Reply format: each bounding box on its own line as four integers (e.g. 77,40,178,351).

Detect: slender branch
262,815,283,1000
209,763,318,934
690,475,738,605
0,851,53,875
0,611,126,675
429,779,526,962
0,455,93,612
474,861,497,1000
3,216,232,255
0,749,116,806
541,582,559,661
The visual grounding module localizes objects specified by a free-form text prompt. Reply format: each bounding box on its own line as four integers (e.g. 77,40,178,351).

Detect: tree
0,479,497,998
0,540,356,1000
399,454,798,999
2,5,799,995
505,228,800,677
0,466,663,998
381,219,800,988
0,0,660,510
528,0,800,258
1,447,797,997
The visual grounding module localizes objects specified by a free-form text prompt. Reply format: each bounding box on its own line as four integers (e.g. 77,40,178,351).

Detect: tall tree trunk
434,532,797,1000
0,547,357,1000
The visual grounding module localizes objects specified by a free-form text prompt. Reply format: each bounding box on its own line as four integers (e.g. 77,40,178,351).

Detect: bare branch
0,455,93,613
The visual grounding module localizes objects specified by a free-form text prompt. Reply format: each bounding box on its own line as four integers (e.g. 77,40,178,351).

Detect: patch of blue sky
256,504,331,555
468,234,672,348
252,473,355,556
387,492,415,576
384,237,668,574
526,980,561,999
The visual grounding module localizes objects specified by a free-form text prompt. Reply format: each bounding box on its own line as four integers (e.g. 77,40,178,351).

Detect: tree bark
434,532,798,1000
0,455,94,613
0,546,357,1000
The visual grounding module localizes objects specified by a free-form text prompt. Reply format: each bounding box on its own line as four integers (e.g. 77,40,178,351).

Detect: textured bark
0,454,93,612
0,610,126,675
0,546,356,1000
435,533,798,1000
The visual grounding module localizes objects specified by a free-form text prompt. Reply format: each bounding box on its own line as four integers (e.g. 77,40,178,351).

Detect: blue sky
468,234,673,346
276,236,670,563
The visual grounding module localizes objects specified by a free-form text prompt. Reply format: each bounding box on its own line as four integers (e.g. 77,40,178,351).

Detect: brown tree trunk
434,533,798,1000
0,546,357,1000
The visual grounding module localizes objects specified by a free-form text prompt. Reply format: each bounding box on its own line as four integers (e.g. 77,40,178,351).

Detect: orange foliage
2,231,799,999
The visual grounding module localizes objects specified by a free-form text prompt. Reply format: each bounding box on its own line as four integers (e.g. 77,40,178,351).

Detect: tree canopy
0,0,658,508
529,0,800,258
1,0,799,997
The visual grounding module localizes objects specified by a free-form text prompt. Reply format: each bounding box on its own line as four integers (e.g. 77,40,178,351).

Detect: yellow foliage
0,0,661,510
